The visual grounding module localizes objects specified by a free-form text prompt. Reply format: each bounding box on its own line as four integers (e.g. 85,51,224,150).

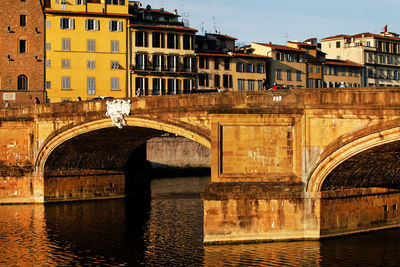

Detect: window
336,41,340,48
135,54,147,70
46,42,51,51
199,56,208,69
75,0,85,4
19,40,26,53
62,76,70,90
87,60,96,69
111,61,119,70
368,53,374,63
354,69,359,77
55,0,59,4
366,41,371,47
246,63,253,73
287,70,292,81
17,75,28,90
46,59,51,68
152,78,162,94
46,20,51,28
236,63,243,72
167,56,177,72
153,55,163,71
307,65,313,73
296,71,301,81
46,81,51,89
238,79,245,91
214,58,219,70
387,70,392,79
223,74,232,88
85,19,99,31
183,57,192,72
224,59,230,70
87,77,95,95
276,69,282,80
152,32,164,48
198,74,208,87
167,33,179,49
87,39,96,52
111,77,119,90
109,20,123,32
214,74,220,87
111,40,119,53
248,80,255,91
20,15,26,27
61,59,70,69
257,80,263,90
60,18,75,30
183,79,192,93
183,35,192,50
62,38,71,51
394,71,398,80
315,67,320,74
135,31,148,47
257,64,265,73
167,79,177,95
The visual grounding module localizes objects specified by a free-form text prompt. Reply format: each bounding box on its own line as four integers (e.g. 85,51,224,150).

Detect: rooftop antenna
160,0,164,8
201,22,205,35
284,32,290,41
212,0,217,33
179,4,190,27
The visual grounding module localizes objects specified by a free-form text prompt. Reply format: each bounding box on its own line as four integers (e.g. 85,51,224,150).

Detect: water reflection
0,176,400,266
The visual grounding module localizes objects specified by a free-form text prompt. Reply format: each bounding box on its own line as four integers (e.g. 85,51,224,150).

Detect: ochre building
44,0,130,102
129,3,197,96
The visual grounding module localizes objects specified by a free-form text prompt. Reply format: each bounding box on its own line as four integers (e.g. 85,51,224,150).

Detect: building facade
44,0,130,102
129,3,197,96
321,28,400,87
250,42,307,89
196,34,268,92
0,0,46,106
323,60,363,88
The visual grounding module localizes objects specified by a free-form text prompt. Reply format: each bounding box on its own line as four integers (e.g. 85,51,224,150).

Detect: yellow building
129,3,197,96
44,0,130,102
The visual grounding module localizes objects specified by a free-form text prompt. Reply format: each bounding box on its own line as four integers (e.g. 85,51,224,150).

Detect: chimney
160,7,164,13
384,25,388,33
174,9,178,16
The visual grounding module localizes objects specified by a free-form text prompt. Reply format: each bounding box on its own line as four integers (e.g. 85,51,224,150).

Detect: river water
1,176,400,266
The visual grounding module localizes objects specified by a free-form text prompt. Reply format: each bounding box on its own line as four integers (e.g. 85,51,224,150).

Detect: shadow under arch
307,120,400,193
35,117,211,175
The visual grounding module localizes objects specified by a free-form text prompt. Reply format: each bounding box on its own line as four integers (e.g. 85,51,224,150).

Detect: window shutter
108,21,112,31
95,20,99,31
85,19,88,30
118,21,123,32
59,18,63,29
69,18,75,29
82,0,86,4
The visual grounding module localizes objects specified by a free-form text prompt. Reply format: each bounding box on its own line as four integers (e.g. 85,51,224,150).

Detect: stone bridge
1,88,400,243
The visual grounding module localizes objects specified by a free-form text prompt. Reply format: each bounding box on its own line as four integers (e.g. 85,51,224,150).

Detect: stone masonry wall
147,136,210,167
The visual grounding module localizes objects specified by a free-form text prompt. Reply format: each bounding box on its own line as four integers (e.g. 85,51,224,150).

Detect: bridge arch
35,117,211,174
307,120,400,192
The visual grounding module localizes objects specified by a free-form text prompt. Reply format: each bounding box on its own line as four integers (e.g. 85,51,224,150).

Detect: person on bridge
34,97,40,105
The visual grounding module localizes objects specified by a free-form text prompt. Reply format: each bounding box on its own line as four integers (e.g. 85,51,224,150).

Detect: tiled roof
130,24,197,32
253,42,305,52
321,34,352,41
207,33,238,40
287,41,316,47
196,52,270,59
352,32,400,42
324,59,363,68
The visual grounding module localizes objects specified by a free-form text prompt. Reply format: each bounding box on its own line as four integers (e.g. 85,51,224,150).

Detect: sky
138,0,400,46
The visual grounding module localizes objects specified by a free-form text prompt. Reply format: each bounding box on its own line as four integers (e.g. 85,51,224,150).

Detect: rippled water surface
1,176,400,266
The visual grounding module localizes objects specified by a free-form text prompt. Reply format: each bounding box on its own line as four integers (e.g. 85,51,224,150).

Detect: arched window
17,75,28,90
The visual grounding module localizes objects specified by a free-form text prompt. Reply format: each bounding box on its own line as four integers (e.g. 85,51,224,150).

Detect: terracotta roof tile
324,59,363,68
130,24,197,32
253,42,305,52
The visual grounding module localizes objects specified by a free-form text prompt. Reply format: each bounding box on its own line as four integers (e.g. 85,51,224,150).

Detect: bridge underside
44,126,165,202
322,140,400,190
